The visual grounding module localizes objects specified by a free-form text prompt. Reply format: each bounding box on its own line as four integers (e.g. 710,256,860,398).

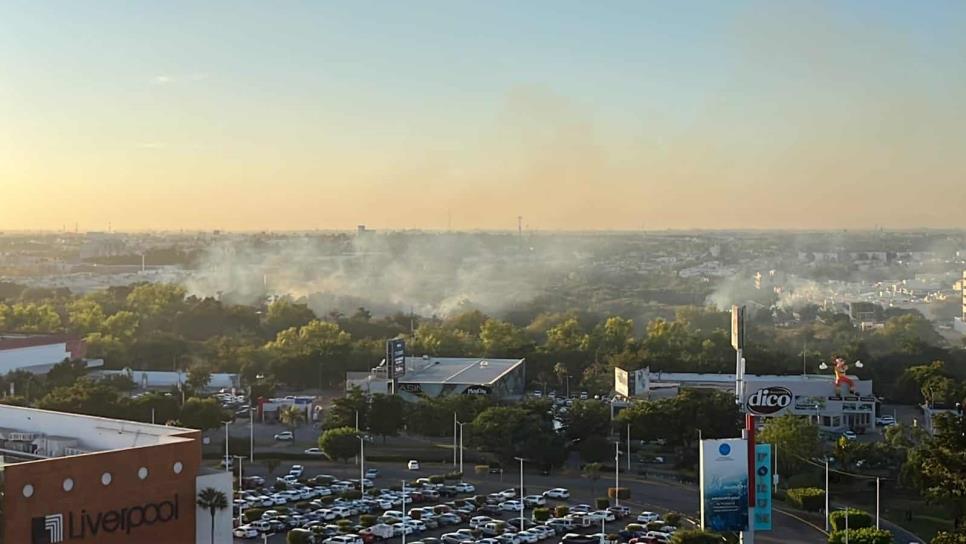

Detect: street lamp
232,455,247,525
358,435,366,493
456,421,467,478
224,421,231,473
514,457,525,529
824,457,830,532
401,480,408,544
614,442,622,507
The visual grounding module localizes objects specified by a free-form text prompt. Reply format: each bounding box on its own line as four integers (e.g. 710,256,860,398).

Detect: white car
289,464,305,477
234,525,259,539
366,468,380,478
523,495,546,507
637,511,660,523
876,416,897,426
517,530,539,544
393,523,416,536
500,500,523,512
455,482,476,493
543,488,570,500
274,431,294,441
498,488,517,499
470,516,494,529
305,447,324,455
842,430,858,441
408,459,420,470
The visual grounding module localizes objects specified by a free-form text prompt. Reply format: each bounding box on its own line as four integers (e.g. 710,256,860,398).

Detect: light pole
824,458,830,532
614,442,621,507
566,376,573,398
249,385,254,462
224,421,231,473
453,412,458,467
358,435,366,493
233,455,246,525
514,457,525,529
875,478,880,530
401,480,407,544
355,410,360,466
456,421,467,477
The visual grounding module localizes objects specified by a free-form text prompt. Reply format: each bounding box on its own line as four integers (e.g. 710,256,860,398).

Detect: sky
1,1,965,232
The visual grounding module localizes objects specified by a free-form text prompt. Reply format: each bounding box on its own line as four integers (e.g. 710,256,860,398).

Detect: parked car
542,488,570,499
289,464,305,477
842,430,858,441
408,460,421,470
305,447,324,455
523,495,546,507
233,525,258,539
274,431,294,441
607,505,630,518
500,500,523,512
366,468,380,478
454,482,476,493
876,415,897,426
637,512,660,523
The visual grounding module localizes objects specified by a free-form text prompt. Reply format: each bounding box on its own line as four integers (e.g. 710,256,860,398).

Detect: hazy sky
2,1,965,231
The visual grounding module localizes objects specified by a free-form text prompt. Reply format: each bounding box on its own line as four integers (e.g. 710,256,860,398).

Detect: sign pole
740,415,756,544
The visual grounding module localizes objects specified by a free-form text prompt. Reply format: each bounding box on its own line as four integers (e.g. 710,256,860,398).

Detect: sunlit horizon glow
2,1,965,232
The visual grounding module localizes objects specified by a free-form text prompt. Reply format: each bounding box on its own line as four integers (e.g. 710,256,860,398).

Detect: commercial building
91,368,241,392
615,367,876,433
0,333,100,376
0,404,231,543
347,355,526,402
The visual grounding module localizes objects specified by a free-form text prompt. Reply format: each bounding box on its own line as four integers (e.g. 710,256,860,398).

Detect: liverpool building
0,404,231,543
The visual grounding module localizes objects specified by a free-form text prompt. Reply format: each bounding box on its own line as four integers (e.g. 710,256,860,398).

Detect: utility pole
614,442,621,507
514,457,525,529
626,424,631,471
401,481,407,544
457,421,466,477
825,459,830,532
875,478,880,530
224,422,230,472
453,412,458,467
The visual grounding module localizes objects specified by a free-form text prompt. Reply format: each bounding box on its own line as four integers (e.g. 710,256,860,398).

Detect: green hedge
663,512,683,526
555,505,570,518
670,530,725,544
595,497,611,509
243,508,265,523
786,488,825,512
360,515,376,527
830,509,872,532
533,508,551,522
828,529,893,544
608,488,630,500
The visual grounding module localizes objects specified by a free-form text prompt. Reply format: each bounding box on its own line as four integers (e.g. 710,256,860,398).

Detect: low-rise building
347,355,526,401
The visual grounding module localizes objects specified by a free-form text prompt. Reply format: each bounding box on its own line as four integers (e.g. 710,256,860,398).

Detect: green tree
187,363,213,392
480,319,528,357
67,298,106,334
758,414,821,475
263,299,317,337
279,405,306,439
179,397,229,431
471,406,562,466
582,462,603,494
931,532,966,544
670,530,724,544
561,400,611,444
545,318,588,353
319,426,361,462
327,387,370,430
827,528,893,544
910,412,966,526
196,487,228,544
368,394,405,442
37,380,123,418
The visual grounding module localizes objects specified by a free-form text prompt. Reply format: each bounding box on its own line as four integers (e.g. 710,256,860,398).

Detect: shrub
625,524,644,532
608,487,630,500
670,530,724,544
663,512,683,526
931,532,966,544
295,502,310,510
288,529,314,544
410,510,422,520
596,497,611,509
475,465,489,475
429,475,445,484
276,506,290,514
445,471,464,480
360,515,376,527
533,508,551,522
786,488,825,512
828,529,893,544
337,519,352,532
340,490,363,500
243,508,265,523
555,505,570,518
647,522,666,531
830,509,872,532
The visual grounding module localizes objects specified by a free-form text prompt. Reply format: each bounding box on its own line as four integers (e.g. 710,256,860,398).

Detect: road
230,460,828,544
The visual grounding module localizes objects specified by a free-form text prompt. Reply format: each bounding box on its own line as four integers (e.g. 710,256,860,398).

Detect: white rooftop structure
398,356,524,386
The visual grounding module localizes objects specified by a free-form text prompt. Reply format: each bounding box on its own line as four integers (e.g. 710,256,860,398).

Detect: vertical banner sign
731,305,745,350
700,439,749,532
754,444,773,531
615,368,630,397
386,339,406,379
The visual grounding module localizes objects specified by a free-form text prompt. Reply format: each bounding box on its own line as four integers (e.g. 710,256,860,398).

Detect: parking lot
232,461,686,544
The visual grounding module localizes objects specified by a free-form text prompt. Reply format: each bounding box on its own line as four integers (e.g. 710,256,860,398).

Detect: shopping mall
0,404,231,543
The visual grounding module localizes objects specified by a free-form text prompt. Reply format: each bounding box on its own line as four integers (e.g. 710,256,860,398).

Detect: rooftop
645,371,840,384
0,404,197,462
398,356,524,385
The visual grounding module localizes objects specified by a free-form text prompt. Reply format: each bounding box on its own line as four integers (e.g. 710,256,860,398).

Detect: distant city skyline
2,1,965,231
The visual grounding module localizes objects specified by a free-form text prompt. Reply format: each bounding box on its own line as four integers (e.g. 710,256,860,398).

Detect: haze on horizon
2,1,965,232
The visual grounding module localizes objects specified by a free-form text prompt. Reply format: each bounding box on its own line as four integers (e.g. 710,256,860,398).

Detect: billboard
386,339,406,378
753,444,772,531
700,439,749,532
731,305,745,350
615,368,630,397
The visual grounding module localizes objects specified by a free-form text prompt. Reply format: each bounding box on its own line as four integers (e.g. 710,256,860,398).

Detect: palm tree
196,487,228,544
279,404,306,439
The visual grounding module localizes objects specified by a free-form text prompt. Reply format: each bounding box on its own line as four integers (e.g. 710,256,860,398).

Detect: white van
250,520,272,533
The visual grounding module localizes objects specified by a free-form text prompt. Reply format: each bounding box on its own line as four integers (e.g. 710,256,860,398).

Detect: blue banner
754,444,773,531
700,439,749,532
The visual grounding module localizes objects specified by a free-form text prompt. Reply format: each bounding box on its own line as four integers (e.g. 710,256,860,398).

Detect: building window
22,484,34,498
173,461,183,474
138,467,149,480
63,478,74,492
101,472,112,486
